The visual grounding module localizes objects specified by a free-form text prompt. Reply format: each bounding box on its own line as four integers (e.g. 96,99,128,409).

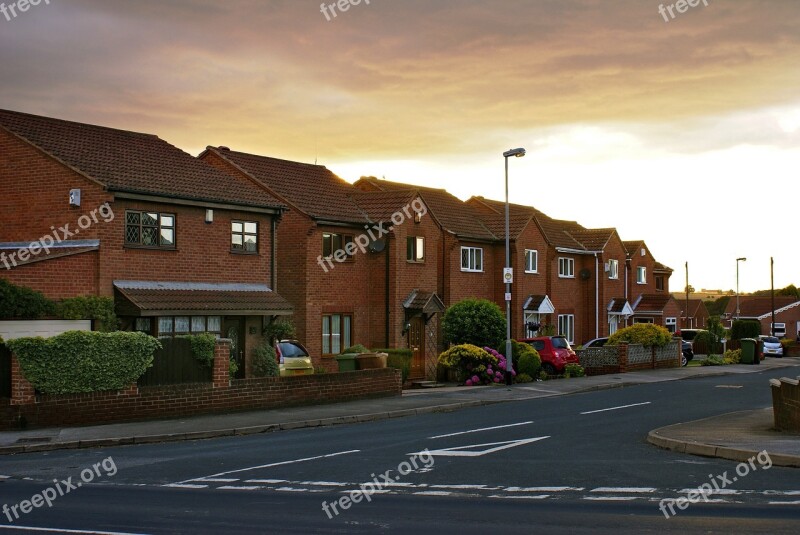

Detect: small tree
263,318,296,344
252,343,280,378
442,298,505,348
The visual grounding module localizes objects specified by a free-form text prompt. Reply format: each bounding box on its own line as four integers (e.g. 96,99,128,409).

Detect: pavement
2,357,799,465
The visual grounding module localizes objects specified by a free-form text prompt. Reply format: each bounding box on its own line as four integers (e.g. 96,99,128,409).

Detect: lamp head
503,148,526,158
737,257,747,262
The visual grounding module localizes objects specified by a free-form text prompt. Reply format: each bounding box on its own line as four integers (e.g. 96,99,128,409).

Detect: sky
1,0,798,293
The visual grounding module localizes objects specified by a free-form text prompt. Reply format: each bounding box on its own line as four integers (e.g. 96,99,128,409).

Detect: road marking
172,449,360,485
428,421,533,439
243,479,288,484
413,491,454,496
768,500,800,505
679,488,740,495
413,436,549,457
505,486,584,492
591,487,656,493
429,484,500,490
196,478,239,483
162,483,208,489
489,494,550,500
580,402,651,415
583,496,642,501
715,385,743,389
0,527,152,535
218,485,263,491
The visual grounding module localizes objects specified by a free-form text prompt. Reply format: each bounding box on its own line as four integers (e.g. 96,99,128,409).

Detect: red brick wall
597,235,628,337
0,368,402,430
2,252,99,299
446,238,497,305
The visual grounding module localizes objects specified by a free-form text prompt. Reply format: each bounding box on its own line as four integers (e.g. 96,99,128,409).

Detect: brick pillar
213,339,232,389
10,354,35,406
618,342,628,373
651,346,657,369
674,337,682,368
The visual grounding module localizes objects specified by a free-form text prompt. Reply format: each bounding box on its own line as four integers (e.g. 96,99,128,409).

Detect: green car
275,340,315,377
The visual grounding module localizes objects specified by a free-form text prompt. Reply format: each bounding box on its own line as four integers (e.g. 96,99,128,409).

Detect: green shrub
374,348,413,383
730,320,761,340
0,279,55,319
6,331,159,394
263,318,296,343
607,323,672,347
511,341,541,377
252,343,280,378
723,349,741,364
229,359,239,379
56,296,118,331
564,363,585,378
342,344,369,354
442,298,506,348
438,344,497,384
701,354,727,366
176,333,216,367
515,373,533,383
538,370,549,381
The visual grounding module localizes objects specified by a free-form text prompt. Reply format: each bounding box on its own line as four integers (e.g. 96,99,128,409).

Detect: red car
519,335,579,375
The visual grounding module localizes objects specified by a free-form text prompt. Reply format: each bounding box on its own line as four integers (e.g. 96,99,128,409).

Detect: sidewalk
2,358,798,458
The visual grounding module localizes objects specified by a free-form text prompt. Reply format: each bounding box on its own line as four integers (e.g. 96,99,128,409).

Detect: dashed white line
580,402,651,415
591,487,656,493
768,500,800,505
0,527,151,535
197,478,239,483
428,421,534,439
489,494,550,500
505,486,584,492
162,483,208,489
218,485,263,491
583,496,642,501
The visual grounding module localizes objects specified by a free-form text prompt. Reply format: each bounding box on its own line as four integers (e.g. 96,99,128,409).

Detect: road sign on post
503,268,513,284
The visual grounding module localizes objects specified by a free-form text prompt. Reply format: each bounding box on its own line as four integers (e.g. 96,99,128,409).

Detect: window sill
460,269,484,273
525,270,538,274
231,250,259,255
124,245,177,251
558,275,575,279
407,260,426,264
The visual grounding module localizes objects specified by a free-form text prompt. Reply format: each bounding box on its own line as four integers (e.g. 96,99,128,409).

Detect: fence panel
138,337,212,386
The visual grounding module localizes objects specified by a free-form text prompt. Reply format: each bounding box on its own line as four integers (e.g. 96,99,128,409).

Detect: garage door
0,320,92,341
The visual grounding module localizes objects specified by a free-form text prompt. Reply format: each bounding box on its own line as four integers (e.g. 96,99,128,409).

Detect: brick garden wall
0,340,402,430
577,339,681,376
770,376,800,432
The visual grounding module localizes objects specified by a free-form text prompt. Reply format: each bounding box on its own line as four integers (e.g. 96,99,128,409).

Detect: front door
408,316,425,380
223,317,246,379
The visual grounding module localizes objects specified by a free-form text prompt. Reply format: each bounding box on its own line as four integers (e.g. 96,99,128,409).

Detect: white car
759,335,784,357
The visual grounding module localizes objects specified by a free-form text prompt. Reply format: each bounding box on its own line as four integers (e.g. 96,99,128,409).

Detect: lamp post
736,257,747,320
503,147,526,386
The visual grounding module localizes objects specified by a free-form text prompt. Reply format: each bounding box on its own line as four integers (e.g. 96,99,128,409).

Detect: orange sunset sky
1,0,798,292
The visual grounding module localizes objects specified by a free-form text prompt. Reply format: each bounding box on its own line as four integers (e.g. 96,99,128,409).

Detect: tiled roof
608,298,633,314
206,147,366,224
114,281,293,316
478,213,534,240
654,261,674,272
403,290,445,313
0,109,284,211
0,240,99,268
522,294,555,313
623,240,644,255
351,190,421,222
568,228,616,251
356,178,495,240
722,296,799,318
633,294,672,313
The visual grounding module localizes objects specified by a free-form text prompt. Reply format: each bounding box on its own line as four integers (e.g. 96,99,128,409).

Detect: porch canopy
114,281,293,317
403,289,445,321
522,295,555,314
607,298,634,317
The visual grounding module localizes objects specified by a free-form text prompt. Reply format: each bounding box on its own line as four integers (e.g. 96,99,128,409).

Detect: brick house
678,298,710,329
722,296,800,339
0,110,293,377
623,240,678,331
201,151,439,376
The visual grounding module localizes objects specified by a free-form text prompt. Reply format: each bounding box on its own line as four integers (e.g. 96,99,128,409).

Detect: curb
0,400,499,456
647,427,800,468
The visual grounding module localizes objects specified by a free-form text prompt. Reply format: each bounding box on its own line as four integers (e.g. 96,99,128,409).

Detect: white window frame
524,249,538,274
608,259,619,280
460,246,484,272
636,266,647,284
608,315,619,335
558,257,575,278
665,317,677,334
558,314,575,344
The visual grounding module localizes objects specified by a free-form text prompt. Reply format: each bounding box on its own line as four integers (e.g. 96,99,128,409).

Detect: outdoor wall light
205,209,214,224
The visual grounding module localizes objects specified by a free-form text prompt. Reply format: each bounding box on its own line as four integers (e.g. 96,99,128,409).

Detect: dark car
519,335,580,375
681,340,693,367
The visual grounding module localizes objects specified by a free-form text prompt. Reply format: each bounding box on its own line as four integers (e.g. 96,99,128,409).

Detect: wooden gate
138,337,212,386
0,343,11,399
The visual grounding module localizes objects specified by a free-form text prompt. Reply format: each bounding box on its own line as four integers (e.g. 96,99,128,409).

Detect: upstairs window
655,275,665,291
637,266,647,284
323,233,355,260
608,259,619,279
525,250,538,273
232,221,258,253
558,257,575,278
460,247,483,272
125,211,175,248
407,237,425,262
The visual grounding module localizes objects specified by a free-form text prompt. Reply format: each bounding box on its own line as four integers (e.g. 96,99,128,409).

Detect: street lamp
503,147,526,386
736,257,747,320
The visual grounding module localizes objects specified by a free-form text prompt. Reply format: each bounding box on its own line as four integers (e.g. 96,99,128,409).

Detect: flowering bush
438,344,499,385
479,346,516,385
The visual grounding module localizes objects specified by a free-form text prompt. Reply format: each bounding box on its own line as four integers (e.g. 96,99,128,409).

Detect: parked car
758,335,784,357
519,335,580,375
677,329,707,345
274,340,315,376
582,337,608,349
681,341,693,367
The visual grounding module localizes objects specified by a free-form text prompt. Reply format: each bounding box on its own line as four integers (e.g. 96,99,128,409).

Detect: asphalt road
1,364,799,534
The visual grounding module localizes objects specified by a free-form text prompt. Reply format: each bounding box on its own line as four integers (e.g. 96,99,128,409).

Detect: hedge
176,333,217,367
6,331,160,394
730,320,761,340
373,348,413,383
56,296,118,331
607,323,672,347
0,279,54,319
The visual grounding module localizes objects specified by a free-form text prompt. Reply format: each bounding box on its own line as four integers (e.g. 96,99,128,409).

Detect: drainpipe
595,253,600,338
271,217,277,291
385,237,390,348
624,261,629,327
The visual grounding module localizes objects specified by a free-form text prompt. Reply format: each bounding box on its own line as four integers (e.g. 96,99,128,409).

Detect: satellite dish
580,268,591,280
368,238,386,253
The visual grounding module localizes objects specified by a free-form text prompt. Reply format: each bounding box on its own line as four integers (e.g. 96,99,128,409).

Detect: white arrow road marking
428,421,533,439
580,402,651,415
411,436,549,457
